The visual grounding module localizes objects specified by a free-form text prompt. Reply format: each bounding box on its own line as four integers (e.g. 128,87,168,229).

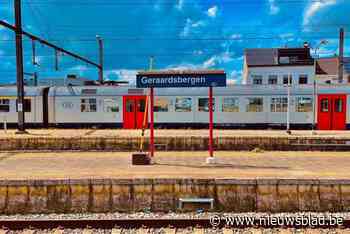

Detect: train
0,84,349,130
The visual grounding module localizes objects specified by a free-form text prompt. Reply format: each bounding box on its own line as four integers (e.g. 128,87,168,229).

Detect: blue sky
0,0,350,84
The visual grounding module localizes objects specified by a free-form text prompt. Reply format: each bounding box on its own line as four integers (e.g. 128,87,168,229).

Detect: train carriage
0,84,349,130
0,86,49,128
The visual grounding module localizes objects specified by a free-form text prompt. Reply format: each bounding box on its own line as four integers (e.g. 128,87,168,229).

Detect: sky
0,0,350,84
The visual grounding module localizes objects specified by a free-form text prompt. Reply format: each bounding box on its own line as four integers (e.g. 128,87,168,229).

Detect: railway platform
0,151,349,180
1,129,350,151
0,151,349,214
1,129,350,139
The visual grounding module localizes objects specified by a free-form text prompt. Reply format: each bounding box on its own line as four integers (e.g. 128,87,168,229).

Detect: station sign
136,71,226,88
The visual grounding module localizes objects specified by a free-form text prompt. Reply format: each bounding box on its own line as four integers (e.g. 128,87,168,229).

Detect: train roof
48,84,350,97
0,86,48,97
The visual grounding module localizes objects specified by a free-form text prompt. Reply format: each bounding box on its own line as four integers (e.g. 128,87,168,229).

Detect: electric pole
339,28,345,83
96,35,104,83
14,0,26,133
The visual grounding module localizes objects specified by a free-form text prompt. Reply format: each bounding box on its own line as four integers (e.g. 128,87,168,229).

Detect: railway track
0,218,349,231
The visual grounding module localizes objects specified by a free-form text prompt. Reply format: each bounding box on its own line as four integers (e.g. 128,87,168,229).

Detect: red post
150,87,155,157
209,86,214,157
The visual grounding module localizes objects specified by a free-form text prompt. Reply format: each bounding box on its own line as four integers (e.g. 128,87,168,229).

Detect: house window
296,97,312,112
279,57,290,64
81,98,97,112
283,75,292,85
198,98,215,112
222,98,239,112
252,75,263,85
268,75,278,85
154,98,169,112
0,99,10,112
271,97,288,112
104,99,119,112
16,99,31,112
246,98,263,112
175,97,192,112
299,75,308,84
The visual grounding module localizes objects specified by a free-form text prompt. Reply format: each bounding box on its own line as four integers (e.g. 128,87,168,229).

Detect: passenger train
0,84,349,130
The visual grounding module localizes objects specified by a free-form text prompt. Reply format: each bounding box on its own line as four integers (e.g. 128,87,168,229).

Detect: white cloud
203,57,217,68
166,63,200,70
180,18,205,37
268,0,280,15
202,52,235,68
105,69,138,84
303,0,337,25
207,6,218,18
68,65,89,76
230,70,242,79
175,0,185,11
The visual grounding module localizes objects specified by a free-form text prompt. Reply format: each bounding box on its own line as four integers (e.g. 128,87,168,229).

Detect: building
243,47,315,85
316,57,350,84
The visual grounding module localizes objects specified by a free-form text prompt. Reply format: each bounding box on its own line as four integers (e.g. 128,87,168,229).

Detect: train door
332,95,347,130
318,94,347,130
42,88,50,128
123,96,147,129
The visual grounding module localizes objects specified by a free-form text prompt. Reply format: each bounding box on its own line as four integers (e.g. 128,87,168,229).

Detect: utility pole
96,35,104,83
339,28,345,84
14,0,26,134
286,73,291,135
149,56,154,157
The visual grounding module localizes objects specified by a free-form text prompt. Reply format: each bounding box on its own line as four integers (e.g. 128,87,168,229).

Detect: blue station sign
136,70,226,88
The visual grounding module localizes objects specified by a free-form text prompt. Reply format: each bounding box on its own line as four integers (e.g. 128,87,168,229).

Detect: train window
175,97,192,112
299,75,308,84
16,99,31,112
283,75,292,85
271,97,288,112
154,98,169,112
268,75,278,85
104,99,119,113
126,99,134,113
62,102,74,109
246,98,263,112
138,99,146,112
296,97,312,112
0,99,10,112
222,98,239,112
335,99,343,113
198,98,215,112
252,75,263,85
81,98,97,112
321,99,329,112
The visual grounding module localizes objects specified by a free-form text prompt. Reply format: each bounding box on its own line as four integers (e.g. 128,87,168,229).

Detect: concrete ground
1,129,350,139
0,151,349,180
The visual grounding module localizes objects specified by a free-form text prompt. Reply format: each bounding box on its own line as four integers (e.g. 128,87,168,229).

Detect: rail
0,218,348,230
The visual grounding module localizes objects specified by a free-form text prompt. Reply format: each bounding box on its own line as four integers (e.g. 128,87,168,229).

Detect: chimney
339,28,345,83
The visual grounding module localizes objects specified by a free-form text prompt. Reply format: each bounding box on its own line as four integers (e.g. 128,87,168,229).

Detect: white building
243,48,315,85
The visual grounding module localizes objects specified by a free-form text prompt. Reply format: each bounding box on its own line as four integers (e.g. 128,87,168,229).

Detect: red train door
332,95,347,130
123,96,147,129
318,94,347,130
